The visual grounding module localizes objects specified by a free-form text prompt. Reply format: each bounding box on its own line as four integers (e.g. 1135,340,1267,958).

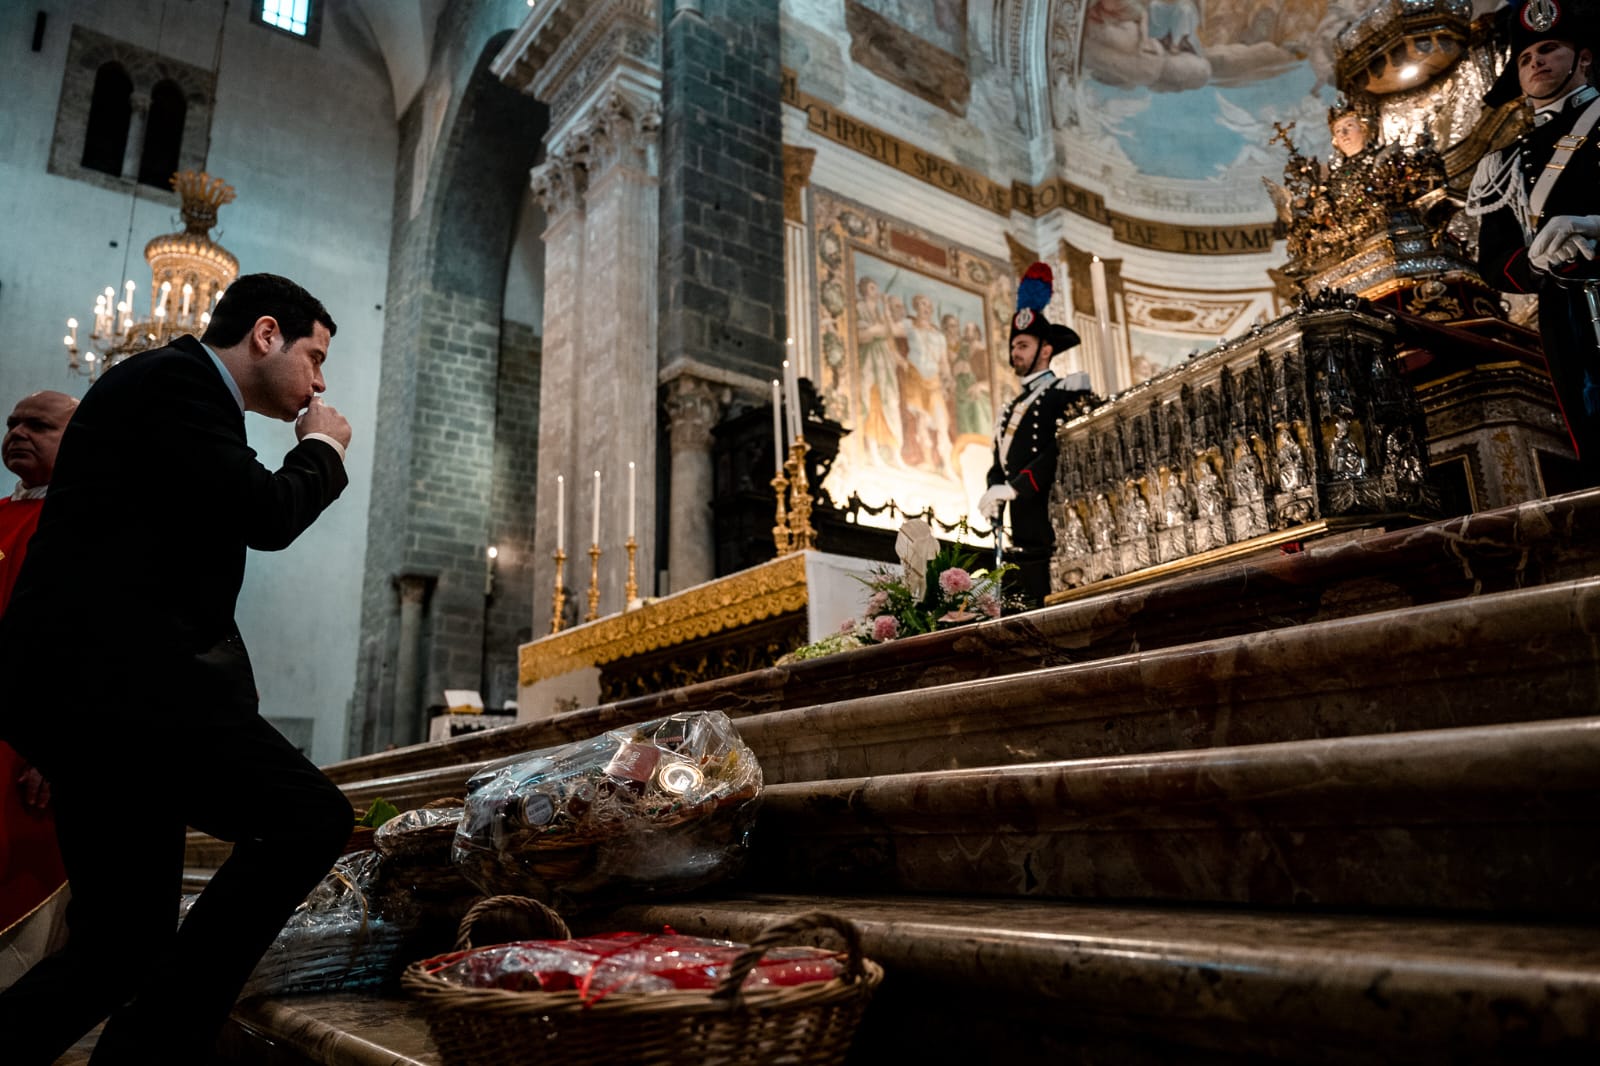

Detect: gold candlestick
585,543,602,622
786,437,817,550
550,548,567,634
624,536,640,607
770,472,793,554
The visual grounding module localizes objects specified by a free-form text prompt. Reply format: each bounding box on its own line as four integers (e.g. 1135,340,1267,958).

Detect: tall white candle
627,461,637,538
1089,256,1115,390
771,379,785,476
181,283,193,322
555,474,565,551
782,359,802,440
591,470,601,546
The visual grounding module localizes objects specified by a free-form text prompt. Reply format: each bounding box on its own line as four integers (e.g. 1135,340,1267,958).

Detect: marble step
341,574,1597,803
746,716,1600,914
185,576,1600,872
320,488,1600,787
597,894,1600,1065
210,896,1600,1066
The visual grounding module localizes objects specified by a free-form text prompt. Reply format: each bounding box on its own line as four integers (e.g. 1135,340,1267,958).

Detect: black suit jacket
0,336,345,757
987,374,1090,551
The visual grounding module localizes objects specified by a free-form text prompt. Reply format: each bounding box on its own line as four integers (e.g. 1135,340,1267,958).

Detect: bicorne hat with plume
1009,261,1081,353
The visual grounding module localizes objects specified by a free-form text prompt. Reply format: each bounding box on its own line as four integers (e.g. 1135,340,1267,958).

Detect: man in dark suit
978,285,1092,607
0,273,356,1064
1469,0,1600,484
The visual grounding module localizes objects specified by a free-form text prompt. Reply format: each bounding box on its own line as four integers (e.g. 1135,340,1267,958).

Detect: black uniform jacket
987,373,1090,549
1477,92,1600,294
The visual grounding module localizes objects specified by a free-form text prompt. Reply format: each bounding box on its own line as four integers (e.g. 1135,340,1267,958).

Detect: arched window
138,80,186,188
81,62,132,176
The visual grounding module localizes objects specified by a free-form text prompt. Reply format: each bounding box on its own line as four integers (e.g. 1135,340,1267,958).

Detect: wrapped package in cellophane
452,710,761,909
179,851,418,996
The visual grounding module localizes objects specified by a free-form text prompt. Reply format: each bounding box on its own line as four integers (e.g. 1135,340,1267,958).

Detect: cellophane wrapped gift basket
179,850,417,997
451,710,762,910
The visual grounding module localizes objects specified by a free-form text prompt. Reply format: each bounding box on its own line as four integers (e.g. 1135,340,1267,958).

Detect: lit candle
67,318,78,345
555,474,565,551
771,378,784,476
181,283,193,321
591,470,601,546
627,461,636,539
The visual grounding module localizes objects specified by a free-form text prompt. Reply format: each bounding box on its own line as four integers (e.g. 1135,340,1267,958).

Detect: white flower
895,518,938,600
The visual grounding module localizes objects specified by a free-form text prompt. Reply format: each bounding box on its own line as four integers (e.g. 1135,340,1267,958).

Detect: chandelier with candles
65,171,239,380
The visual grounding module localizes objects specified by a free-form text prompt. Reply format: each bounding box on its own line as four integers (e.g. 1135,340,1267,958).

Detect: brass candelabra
770,471,793,553
585,543,602,622
784,437,817,550
624,536,640,607
549,548,567,634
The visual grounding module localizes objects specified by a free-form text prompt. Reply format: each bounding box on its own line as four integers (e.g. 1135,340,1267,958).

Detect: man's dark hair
200,273,337,348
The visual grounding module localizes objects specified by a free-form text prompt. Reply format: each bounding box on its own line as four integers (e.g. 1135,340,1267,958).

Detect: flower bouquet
781,520,1019,663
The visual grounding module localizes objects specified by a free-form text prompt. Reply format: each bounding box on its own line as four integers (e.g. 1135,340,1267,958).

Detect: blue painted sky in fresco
1094,64,1333,179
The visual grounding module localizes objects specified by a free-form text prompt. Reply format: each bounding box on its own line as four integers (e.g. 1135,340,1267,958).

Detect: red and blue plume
1016,261,1053,313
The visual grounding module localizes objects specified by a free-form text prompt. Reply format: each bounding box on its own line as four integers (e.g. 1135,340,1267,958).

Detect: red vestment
0,495,67,935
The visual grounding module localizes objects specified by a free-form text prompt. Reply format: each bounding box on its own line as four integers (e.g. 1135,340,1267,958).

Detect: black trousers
0,656,351,1065
1541,282,1600,487
1002,542,1053,610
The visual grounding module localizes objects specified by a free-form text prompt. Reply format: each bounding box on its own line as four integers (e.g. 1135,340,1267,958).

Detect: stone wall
659,0,788,383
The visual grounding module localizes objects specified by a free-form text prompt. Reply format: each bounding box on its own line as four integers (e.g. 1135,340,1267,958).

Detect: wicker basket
402,896,883,1066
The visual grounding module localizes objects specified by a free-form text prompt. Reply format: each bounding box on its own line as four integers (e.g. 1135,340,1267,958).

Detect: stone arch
352,19,552,754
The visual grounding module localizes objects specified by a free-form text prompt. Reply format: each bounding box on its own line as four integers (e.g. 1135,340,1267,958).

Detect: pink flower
938,610,977,624
871,615,899,641
839,616,858,634
866,589,890,614
974,593,1002,618
938,568,973,595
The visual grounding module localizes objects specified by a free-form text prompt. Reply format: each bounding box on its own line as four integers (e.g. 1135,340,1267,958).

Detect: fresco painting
811,193,1018,531
1058,0,1360,182
855,0,967,56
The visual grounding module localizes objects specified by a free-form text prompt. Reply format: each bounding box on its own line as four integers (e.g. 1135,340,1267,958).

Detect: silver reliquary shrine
1049,295,1438,596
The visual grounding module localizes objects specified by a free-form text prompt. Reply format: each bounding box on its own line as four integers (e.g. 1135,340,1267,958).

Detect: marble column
390,572,435,749
528,154,586,635
121,92,149,183
494,0,663,627
574,88,662,615
664,374,724,590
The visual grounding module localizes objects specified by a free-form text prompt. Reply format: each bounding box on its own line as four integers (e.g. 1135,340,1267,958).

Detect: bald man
0,391,77,606
0,390,76,990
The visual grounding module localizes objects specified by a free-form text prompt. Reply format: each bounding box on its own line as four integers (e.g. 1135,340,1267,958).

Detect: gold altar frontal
517,551,879,713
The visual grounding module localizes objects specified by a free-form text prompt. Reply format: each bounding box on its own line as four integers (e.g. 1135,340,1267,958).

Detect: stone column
390,572,435,749
528,154,586,635
663,374,724,590
121,91,149,182
574,88,662,615
494,0,663,626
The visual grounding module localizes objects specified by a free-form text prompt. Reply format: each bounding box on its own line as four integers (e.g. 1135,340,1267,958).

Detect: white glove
977,483,1017,520
1529,215,1600,272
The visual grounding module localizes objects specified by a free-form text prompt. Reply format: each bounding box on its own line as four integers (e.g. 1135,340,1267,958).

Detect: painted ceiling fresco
1049,0,1361,184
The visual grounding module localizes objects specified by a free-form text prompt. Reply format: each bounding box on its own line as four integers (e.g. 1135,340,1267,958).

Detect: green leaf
358,797,401,828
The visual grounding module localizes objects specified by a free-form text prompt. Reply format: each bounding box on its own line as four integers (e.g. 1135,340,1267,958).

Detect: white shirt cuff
302,432,347,462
